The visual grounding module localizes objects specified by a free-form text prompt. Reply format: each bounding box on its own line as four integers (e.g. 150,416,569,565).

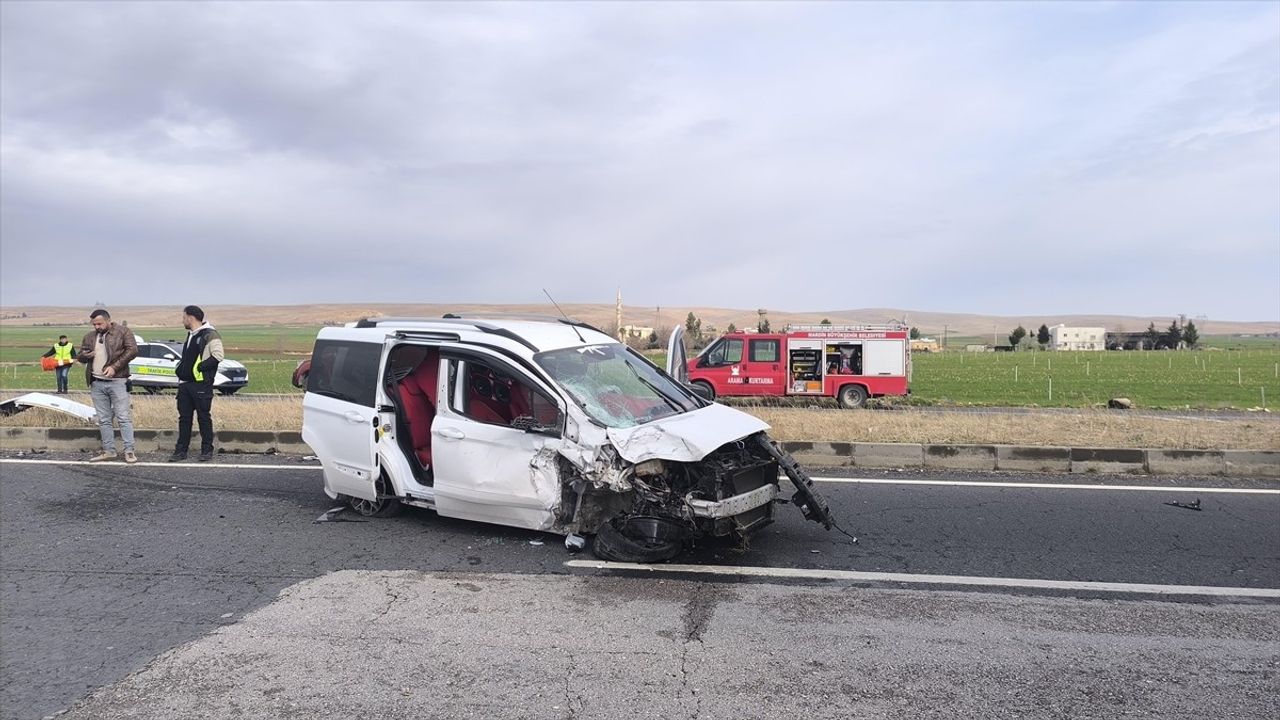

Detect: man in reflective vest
170,305,224,462
42,335,77,393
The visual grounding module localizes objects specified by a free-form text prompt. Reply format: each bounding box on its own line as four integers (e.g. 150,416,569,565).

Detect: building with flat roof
1049,325,1104,351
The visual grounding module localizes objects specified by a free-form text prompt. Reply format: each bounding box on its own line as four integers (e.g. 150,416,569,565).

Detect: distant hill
1,304,1275,337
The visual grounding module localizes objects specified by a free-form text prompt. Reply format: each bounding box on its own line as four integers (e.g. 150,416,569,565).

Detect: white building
618,324,654,340
1049,325,1105,351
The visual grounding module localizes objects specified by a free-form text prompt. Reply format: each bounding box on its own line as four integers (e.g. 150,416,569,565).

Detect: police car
128,339,250,395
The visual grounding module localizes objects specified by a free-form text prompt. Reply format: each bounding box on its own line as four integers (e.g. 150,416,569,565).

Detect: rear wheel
347,472,404,518
691,380,715,402
837,384,868,409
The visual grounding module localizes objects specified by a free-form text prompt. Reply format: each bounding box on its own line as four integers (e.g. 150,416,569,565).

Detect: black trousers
176,382,215,454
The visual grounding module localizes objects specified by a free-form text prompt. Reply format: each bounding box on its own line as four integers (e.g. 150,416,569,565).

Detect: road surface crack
374,576,403,621
562,649,580,718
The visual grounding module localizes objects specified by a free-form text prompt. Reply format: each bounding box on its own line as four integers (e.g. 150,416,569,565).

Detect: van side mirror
163,353,177,361
686,383,714,401
512,415,561,436
696,357,708,368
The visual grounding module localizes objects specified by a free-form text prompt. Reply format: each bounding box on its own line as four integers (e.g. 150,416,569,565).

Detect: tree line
1003,320,1199,350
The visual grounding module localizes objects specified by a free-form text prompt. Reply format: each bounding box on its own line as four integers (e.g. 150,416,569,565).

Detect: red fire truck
685,324,911,408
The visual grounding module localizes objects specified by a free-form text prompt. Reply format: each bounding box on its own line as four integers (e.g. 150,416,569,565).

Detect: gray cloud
1,1,1276,320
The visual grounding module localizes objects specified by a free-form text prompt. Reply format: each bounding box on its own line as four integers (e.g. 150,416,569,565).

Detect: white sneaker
88,451,116,463
124,451,138,464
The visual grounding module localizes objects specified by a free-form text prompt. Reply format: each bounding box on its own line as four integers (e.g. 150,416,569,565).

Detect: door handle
439,427,466,440
343,411,366,424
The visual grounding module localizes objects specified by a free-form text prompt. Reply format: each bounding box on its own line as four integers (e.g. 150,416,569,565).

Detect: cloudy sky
2,1,1277,320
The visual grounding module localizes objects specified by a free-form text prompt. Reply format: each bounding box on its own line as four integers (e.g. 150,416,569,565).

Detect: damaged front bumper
684,483,778,519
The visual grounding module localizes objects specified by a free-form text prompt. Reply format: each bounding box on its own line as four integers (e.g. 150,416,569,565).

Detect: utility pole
943,324,948,350
615,288,623,341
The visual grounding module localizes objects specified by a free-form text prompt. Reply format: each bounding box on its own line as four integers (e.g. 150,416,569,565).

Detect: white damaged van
300,315,833,562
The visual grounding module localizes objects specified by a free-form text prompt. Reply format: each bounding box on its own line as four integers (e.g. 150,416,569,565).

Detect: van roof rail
439,312,568,323
785,323,908,333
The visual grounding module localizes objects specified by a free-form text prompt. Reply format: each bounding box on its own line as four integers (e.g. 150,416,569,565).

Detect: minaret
615,288,623,341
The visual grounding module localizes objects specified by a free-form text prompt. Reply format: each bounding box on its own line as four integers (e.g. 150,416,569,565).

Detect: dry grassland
4,303,1275,337
748,407,1279,450
2,396,1277,449
1,396,302,433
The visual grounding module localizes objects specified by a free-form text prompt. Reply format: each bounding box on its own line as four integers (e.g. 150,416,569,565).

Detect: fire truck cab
687,324,911,408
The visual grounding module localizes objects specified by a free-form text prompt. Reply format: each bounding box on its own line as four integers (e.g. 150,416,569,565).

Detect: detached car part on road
0,392,98,422
300,317,834,562
128,339,250,395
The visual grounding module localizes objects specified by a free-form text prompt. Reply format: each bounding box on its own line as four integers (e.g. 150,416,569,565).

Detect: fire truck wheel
691,380,715,401
838,384,868,408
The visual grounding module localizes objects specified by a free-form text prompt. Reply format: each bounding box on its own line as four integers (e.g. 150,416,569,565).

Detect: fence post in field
1048,377,1053,402
1015,366,1018,383
1238,368,1242,385
1263,387,1267,409
1087,361,1090,376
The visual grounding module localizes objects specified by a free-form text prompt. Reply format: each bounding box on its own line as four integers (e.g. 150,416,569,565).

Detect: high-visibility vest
53,343,73,365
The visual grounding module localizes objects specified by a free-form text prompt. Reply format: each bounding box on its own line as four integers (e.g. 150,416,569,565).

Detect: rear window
306,339,382,406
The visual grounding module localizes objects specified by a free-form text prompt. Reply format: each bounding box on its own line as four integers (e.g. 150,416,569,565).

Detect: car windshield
535,343,700,428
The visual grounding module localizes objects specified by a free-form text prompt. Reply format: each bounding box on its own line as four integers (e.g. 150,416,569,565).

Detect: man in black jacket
169,305,224,462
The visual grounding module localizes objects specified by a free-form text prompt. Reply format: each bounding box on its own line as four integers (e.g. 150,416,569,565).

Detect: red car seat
397,353,439,468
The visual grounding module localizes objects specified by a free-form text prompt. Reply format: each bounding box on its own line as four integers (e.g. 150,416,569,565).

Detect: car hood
0,392,96,423
604,402,771,464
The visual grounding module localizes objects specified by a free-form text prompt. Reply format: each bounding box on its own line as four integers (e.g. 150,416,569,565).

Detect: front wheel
837,384,868,409
591,517,685,563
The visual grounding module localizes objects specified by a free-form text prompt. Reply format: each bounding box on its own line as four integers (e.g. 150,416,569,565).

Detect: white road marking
566,561,1280,598
800,476,1280,494
0,459,1274,493
0,458,319,470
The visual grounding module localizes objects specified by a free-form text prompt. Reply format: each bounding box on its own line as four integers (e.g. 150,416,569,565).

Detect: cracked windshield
536,344,698,428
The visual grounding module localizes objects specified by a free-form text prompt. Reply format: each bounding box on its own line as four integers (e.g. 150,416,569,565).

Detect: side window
704,339,744,367
704,340,726,366
724,338,743,364
449,359,560,429
749,339,779,363
306,339,382,406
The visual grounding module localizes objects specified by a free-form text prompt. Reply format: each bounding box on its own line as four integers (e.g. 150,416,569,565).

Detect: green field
911,348,1280,409
0,325,318,394
2,325,1277,408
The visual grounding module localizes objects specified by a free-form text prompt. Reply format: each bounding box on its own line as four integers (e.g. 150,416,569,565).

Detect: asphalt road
1,456,1278,719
